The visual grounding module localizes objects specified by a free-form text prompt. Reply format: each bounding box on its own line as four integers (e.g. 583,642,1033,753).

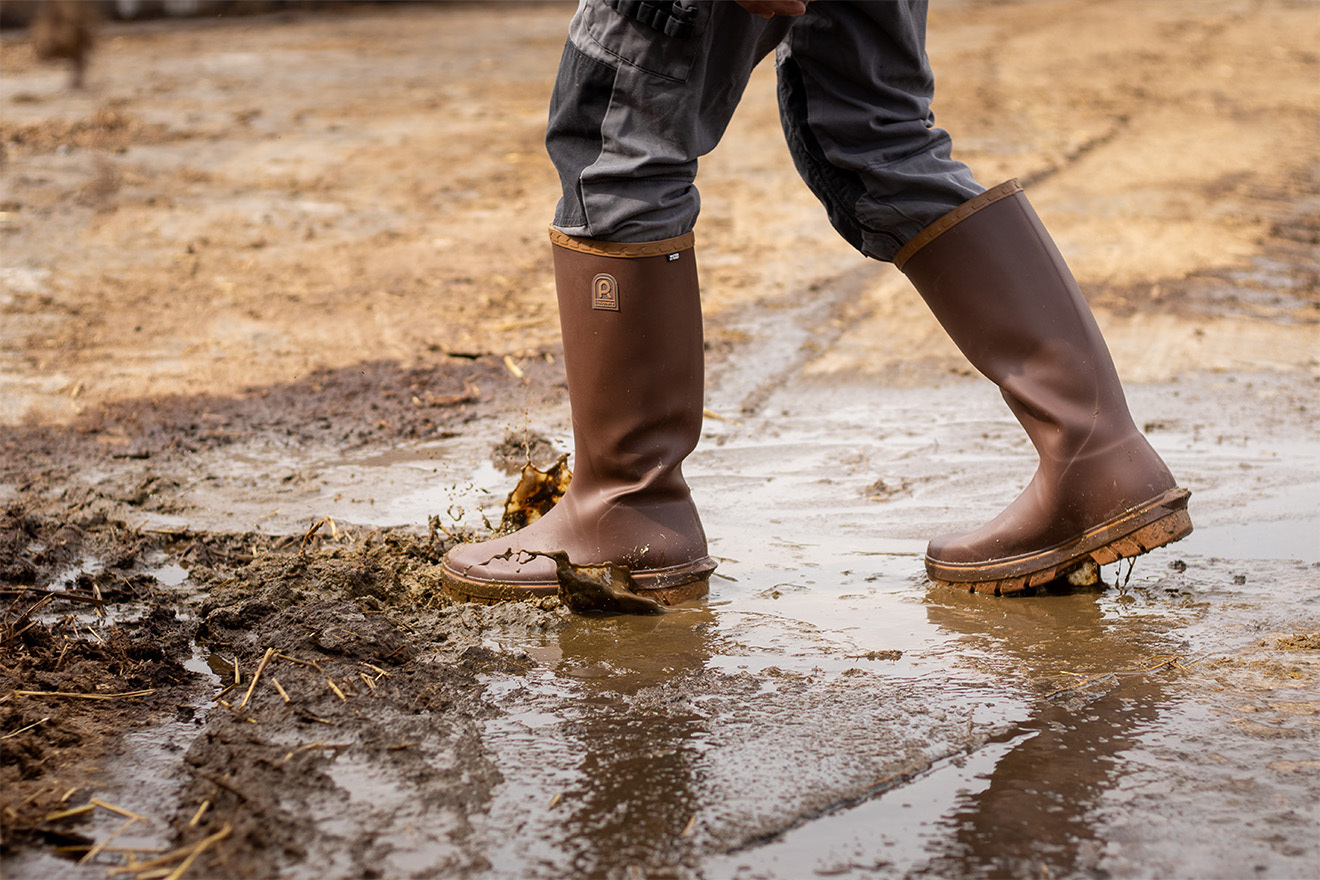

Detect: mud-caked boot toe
440,530,562,604
440,499,716,607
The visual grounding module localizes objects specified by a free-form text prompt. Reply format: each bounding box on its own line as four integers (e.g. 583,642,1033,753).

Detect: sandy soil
2,1,1318,878
2,0,1314,424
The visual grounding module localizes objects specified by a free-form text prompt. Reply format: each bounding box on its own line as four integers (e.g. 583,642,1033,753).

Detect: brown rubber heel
1089,508,1193,566
929,488,1193,596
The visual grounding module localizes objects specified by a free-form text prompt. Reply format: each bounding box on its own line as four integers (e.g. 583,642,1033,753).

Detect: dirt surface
2,1,1319,878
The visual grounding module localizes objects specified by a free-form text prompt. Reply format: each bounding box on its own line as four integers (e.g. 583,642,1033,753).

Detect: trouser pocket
573,0,707,83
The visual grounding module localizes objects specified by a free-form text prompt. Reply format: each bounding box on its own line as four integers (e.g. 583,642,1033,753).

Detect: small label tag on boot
592,273,620,311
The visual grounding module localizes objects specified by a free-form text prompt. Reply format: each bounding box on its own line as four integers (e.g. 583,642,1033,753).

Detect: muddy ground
2,1,1319,878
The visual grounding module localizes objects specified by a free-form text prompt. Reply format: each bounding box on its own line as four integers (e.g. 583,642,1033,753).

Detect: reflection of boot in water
555,606,715,694
549,607,714,876
897,181,1192,595
442,234,714,607
922,589,1168,877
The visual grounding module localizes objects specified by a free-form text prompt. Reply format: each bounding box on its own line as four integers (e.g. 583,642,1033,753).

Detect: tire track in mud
707,261,885,419
1016,113,1132,191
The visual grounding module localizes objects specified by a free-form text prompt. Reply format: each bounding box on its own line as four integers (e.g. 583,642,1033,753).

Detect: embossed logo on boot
592,273,619,311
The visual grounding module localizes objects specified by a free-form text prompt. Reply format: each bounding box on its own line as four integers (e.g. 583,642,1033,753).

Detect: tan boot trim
893,179,1024,271
548,228,695,258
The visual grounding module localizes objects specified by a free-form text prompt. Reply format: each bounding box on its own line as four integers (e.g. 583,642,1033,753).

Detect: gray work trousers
546,0,984,262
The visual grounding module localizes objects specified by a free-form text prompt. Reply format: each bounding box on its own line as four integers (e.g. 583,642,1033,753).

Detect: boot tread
928,488,1192,596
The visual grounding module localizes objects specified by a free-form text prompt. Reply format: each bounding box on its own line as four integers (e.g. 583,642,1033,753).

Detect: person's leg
442,1,793,604
775,0,981,260
779,1,1190,594
548,0,792,241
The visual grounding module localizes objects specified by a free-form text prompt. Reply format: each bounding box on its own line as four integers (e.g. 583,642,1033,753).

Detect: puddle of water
702,733,1031,879
88,369,1318,877
179,432,568,534
151,561,191,588
688,577,1248,880
429,375,1320,878
474,600,1005,880
367,457,514,531
1175,477,1320,562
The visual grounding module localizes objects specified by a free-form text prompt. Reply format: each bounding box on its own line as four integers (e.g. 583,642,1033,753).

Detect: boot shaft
897,181,1177,552
551,232,705,497
897,181,1138,455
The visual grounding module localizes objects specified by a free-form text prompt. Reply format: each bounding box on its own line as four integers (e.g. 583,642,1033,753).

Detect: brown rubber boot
895,180,1192,595
440,231,715,606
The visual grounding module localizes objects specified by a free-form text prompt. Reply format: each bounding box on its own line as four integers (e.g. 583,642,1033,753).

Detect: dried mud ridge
2,355,544,472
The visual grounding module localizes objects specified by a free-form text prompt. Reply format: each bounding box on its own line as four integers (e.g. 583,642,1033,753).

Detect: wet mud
4,2,1320,878
0,486,561,877
4,360,1317,878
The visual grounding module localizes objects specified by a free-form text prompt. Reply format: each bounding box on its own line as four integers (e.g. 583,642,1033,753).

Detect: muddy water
262,371,1315,878
10,366,1314,879
5,369,1314,876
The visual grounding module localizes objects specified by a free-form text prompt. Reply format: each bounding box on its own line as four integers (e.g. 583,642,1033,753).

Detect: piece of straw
80,816,139,865
13,689,155,701
1,716,49,739
187,800,210,828
44,803,95,822
89,798,150,824
238,648,275,712
162,825,231,880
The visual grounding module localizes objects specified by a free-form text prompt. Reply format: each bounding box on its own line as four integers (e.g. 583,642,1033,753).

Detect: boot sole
440,556,717,607
927,487,1192,596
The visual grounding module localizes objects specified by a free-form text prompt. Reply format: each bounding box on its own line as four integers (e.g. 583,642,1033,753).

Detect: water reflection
916,585,1177,878
536,608,715,879
482,575,1190,879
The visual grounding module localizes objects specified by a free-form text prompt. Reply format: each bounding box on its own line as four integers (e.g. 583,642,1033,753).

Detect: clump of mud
536,550,666,615
0,492,567,875
0,505,201,853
